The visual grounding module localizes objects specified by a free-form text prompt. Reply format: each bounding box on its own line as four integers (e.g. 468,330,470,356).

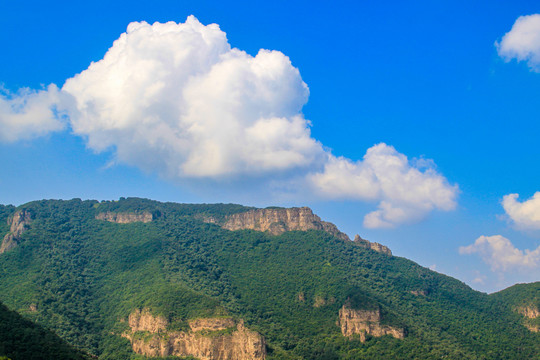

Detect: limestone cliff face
96,211,153,224
353,235,392,256
338,304,404,342
518,305,539,319
0,210,33,254
124,309,266,360
517,305,539,332
189,318,236,332
129,308,168,333
219,207,350,241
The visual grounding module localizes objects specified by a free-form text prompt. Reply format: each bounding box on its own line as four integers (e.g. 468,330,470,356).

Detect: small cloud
308,144,458,228
496,14,540,71
459,235,540,271
502,192,540,230
429,264,437,271
0,84,67,142
471,270,487,285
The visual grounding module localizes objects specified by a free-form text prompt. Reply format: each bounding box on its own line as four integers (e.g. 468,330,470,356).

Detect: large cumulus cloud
62,17,322,178
0,16,458,228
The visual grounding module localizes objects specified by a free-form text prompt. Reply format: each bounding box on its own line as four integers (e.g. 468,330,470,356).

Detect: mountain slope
0,300,88,360
492,282,540,333
0,198,538,359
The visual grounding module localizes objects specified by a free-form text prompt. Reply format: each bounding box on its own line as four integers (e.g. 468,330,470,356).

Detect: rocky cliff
338,304,405,342
353,235,392,255
96,211,153,224
517,305,539,332
518,305,539,319
124,309,266,360
218,207,350,241
128,308,168,333
0,210,32,254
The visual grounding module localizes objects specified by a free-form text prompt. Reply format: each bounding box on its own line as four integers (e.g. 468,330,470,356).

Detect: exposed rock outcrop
338,304,404,342
353,235,392,256
518,305,539,319
313,296,335,308
189,318,236,332
0,210,33,254
124,309,266,360
218,207,350,241
129,308,168,333
517,305,539,332
525,324,539,333
410,290,428,296
96,211,153,224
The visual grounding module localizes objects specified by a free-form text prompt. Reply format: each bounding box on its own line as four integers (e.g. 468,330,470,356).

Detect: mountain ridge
0,198,538,359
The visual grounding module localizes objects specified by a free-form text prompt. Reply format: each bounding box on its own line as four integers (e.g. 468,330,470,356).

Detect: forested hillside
492,282,540,333
0,300,88,360
0,198,537,359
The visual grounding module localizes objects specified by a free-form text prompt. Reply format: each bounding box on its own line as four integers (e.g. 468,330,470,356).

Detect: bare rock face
517,305,539,332
0,210,33,254
129,308,168,333
220,207,350,241
124,309,266,360
96,211,153,224
353,235,392,256
189,318,236,332
518,305,539,319
338,304,404,342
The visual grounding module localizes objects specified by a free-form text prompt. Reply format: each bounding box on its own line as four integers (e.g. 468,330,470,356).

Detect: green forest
0,198,538,360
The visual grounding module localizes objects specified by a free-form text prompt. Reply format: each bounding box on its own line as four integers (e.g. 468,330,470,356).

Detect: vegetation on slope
492,282,540,332
0,198,537,359
0,300,88,360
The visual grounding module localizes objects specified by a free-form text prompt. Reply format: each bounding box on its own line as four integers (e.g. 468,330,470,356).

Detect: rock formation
338,304,404,342
128,308,168,333
218,207,350,241
353,235,392,256
95,211,153,224
124,308,266,360
0,210,32,254
517,305,539,332
518,305,539,319
189,318,236,332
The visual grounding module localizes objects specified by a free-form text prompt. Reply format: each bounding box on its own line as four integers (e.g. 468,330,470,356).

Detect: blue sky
1,0,539,292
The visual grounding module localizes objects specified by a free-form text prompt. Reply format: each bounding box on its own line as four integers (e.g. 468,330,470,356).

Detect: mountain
0,198,538,359
492,282,540,333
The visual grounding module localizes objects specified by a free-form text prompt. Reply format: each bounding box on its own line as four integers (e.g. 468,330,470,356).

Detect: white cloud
459,235,540,271
62,17,323,178
308,144,458,228
0,16,458,228
0,84,66,142
496,14,540,71
502,192,540,230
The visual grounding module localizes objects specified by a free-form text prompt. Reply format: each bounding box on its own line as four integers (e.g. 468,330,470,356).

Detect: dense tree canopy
0,198,537,359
